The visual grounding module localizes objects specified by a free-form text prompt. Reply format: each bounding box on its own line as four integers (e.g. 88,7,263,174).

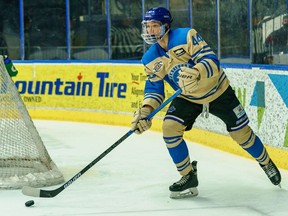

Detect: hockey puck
25,200,35,207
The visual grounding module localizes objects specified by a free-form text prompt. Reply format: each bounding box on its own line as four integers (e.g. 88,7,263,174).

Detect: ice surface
2,120,288,216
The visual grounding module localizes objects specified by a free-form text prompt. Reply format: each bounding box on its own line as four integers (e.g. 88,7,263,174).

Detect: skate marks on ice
2,120,288,216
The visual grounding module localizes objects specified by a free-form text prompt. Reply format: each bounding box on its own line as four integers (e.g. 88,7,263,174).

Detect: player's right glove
131,107,152,134
178,66,200,94
4,55,18,77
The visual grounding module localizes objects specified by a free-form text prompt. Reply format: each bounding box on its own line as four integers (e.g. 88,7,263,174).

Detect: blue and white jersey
141,28,229,109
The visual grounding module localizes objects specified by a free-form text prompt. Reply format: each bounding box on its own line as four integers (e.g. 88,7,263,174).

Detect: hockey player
131,7,281,199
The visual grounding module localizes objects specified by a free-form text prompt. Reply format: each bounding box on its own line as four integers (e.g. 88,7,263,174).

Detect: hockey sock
164,136,191,175
240,135,269,165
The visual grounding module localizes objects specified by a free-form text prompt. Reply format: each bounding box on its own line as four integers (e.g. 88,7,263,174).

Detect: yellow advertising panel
14,63,174,124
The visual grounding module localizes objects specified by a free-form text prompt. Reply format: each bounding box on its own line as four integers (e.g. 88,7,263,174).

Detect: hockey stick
22,88,182,198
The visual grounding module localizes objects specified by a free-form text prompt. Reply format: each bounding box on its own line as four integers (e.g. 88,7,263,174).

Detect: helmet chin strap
158,28,170,42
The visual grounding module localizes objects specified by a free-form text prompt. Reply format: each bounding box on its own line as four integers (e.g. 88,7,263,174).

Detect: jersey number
192,33,203,45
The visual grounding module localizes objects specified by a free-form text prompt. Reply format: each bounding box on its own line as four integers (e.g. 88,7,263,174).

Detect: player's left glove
131,106,152,134
4,55,18,77
178,67,200,94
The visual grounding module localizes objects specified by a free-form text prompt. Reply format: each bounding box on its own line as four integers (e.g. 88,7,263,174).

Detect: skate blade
170,187,198,199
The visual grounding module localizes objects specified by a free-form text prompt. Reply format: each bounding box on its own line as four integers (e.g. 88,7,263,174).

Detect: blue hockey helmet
141,7,173,44
143,7,173,25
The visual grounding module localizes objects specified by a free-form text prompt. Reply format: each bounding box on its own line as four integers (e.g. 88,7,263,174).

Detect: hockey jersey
141,28,229,109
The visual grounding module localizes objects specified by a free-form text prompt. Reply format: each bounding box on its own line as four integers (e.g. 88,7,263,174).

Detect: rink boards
11,62,288,169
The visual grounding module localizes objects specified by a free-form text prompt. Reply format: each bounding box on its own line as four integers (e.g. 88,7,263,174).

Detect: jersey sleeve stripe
200,60,213,78
144,93,163,104
191,48,203,61
200,61,211,78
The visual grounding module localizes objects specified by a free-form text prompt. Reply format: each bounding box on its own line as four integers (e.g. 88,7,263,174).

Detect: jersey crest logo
169,63,191,85
173,48,186,57
152,61,164,73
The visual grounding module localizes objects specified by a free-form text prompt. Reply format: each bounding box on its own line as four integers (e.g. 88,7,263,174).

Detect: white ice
2,120,288,216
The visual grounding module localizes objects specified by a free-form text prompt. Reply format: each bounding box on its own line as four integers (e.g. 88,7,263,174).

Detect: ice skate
169,161,199,199
260,159,281,187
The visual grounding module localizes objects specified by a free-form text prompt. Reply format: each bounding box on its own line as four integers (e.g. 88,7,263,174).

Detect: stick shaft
22,89,182,198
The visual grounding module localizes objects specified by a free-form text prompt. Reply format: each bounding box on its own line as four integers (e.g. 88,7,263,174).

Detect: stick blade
22,186,41,197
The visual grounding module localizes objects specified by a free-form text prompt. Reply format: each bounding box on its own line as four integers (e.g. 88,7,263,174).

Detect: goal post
0,55,64,189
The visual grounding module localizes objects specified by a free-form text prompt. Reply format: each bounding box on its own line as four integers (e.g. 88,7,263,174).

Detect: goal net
0,55,64,189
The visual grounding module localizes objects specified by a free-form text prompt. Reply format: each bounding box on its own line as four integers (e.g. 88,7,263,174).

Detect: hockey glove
178,67,200,94
131,107,152,134
4,55,18,77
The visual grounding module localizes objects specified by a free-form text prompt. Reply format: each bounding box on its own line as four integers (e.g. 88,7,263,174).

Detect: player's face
145,21,162,36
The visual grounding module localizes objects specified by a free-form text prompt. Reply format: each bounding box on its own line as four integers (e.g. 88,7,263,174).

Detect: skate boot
260,159,281,187
169,161,199,199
